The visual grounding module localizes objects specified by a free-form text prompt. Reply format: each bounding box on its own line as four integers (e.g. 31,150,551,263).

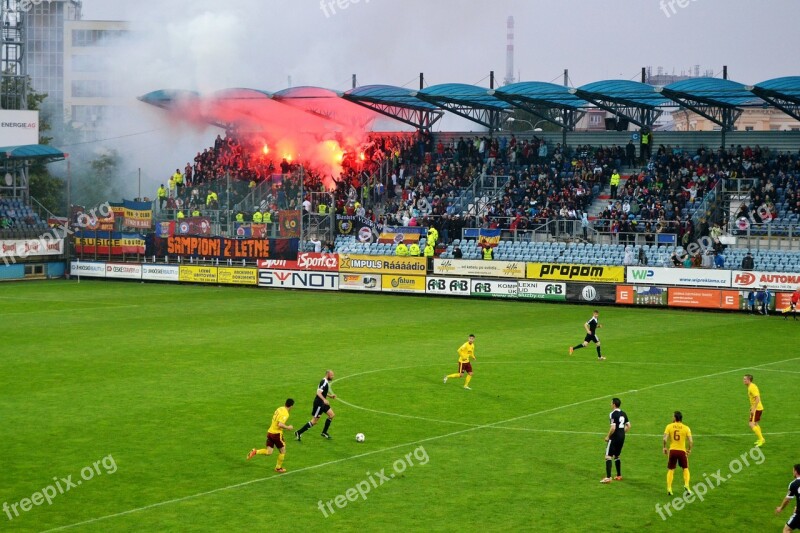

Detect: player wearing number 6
663,411,693,496
443,334,476,390
601,398,630,483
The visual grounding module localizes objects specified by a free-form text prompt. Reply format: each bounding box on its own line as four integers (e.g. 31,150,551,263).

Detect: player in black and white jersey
775,464,800,532
601,398,630,484
295,370,337,441
569,309,606,360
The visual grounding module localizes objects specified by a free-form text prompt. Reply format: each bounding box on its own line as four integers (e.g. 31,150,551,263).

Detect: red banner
257,252,339,271
280,210,301,238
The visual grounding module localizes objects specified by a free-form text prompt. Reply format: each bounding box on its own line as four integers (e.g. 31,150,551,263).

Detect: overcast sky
83,0,800,92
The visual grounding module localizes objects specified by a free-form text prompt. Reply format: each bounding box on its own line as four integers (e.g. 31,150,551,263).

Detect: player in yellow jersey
247,398,294,473
743,374,765,447
663,410,693,496
443,334,476,390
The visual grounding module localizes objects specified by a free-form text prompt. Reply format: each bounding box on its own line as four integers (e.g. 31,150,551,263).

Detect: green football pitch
1,280,798,532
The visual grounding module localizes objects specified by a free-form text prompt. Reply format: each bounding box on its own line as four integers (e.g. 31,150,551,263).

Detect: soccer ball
355,433,365,442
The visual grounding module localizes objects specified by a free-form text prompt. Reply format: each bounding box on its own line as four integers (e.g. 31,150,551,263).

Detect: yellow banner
179,265,218,283
217,267,258,286
526,263,625,283
339,254,427,276
381,275,426,293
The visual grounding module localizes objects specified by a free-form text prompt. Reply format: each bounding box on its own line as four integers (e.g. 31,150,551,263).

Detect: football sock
573,344,584,350
666,470,674,492
683,468,690,487
446,373,462,379
605,459,612,478
276,453,285,469
596,346,602,358
322,418,332,434
256,449,269,455
752,425,764,442
615,459,621,476
297,422,312,435
464,375,472,387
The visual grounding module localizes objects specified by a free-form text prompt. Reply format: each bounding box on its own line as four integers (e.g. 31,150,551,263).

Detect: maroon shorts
749,410,763,423
459,362,473,374
667,450,688,470
266,432,284,449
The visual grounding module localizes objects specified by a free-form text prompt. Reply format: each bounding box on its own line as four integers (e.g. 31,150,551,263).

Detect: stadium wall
434,131,800,152
0,262,66,281
68,254,799,313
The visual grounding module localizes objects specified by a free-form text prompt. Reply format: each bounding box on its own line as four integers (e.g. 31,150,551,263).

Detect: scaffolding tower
1,0,27,110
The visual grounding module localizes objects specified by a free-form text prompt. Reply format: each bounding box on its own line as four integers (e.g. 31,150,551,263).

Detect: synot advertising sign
731,270,800,292
70,261,105,277
433,259,525,279
517,281,567,301
258,270,339,290
425,277,471,297
381,275,425,294
470,279,519,298
627,267,731,288
104,263,142,279
179,265,218,283
218,267,258,286
527,263,624,283
338,273,382,292
142,264,179,282
339,254,426,276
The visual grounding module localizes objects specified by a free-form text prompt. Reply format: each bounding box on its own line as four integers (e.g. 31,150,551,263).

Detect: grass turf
0,280,797,532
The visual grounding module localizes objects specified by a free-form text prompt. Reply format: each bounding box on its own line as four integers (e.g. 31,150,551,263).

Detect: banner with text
339,254,427,276
381,275,426,294
517,281,567,301
627,267,731,288
258,269,339,291
527,263,624,283
153,236,298,260
731,270,800,292
73,231,146,255
179,265,218,283
425,277,472,297
0,238,64,259
257,253,339,271
336,215,380,242
667,288,741,310
470,279,519,298
218,267,258,286
122,200,153,229
434,259,525,279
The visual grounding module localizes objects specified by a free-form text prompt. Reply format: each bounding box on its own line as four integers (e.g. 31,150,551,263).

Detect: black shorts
584,333,599,344
311,401,331,419
787,511,800,530
605,438,624,458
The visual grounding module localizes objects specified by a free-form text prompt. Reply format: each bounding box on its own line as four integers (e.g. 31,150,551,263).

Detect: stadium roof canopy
0,144,67,162
342,84,444,130
658,78,762,130
490,81,589,131
573,80,671,129
750,76,800,122
414,83,512,130
141,75,800,132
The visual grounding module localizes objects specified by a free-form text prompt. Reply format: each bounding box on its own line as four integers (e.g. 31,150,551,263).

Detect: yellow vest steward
396,243,409,256
253,212,263,223
263,212,272,224
610,173,621,186
424,244,434,257
483,247,493,260
409,244,421,256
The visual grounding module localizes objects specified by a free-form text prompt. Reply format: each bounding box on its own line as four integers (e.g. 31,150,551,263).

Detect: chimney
504,16,515,86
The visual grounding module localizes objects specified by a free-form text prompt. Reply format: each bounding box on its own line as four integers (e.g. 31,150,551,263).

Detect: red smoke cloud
164,88,385,184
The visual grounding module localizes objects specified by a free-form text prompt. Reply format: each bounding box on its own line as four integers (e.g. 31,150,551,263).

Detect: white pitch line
754,367,800,375
41,354,800,532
